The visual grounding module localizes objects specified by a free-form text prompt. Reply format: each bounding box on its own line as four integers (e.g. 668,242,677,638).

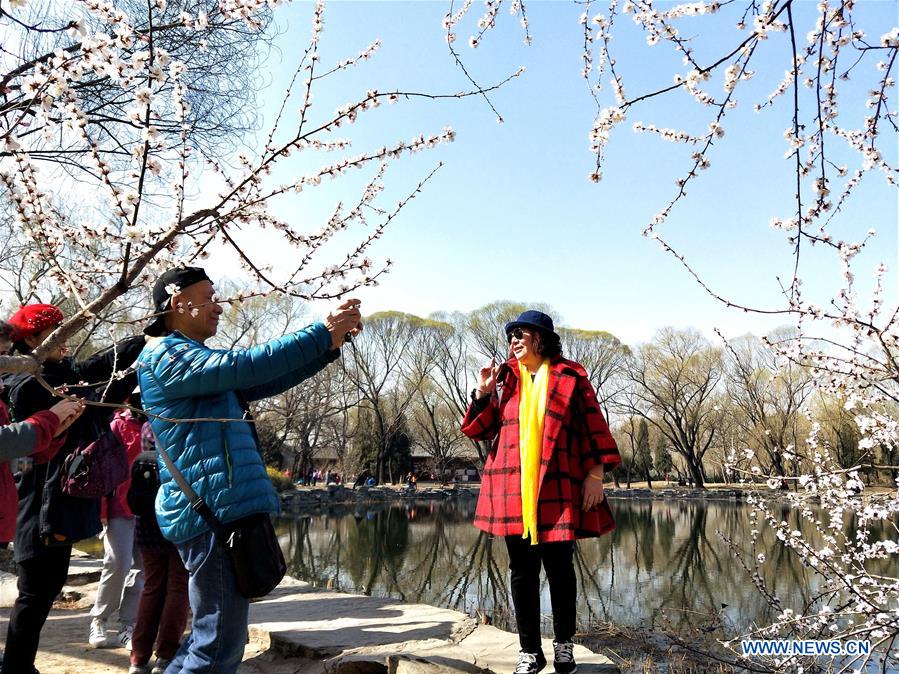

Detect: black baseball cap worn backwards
144,266,212,337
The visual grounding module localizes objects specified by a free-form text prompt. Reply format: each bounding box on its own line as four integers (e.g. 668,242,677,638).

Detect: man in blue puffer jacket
137,267,361,674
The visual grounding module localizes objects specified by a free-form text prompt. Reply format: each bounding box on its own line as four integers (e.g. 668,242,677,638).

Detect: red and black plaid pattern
462,357,621,543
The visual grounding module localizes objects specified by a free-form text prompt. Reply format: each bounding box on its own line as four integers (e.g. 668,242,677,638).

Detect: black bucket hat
144,266,211,336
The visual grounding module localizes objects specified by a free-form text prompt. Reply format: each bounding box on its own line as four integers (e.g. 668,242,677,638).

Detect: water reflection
277,498,899,637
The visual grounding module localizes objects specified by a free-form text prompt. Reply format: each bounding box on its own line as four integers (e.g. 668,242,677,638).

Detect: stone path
0,551,619,673
249,582,618,673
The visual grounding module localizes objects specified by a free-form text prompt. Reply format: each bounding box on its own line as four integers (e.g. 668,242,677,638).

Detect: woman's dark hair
11,340,31,355
127,391,147,422
534,329,563,359
1,321,31,355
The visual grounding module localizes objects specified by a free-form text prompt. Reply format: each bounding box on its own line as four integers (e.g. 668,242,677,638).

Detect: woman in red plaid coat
462,310,620,674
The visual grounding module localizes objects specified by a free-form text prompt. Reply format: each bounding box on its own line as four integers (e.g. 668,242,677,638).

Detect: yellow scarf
518,359,549,545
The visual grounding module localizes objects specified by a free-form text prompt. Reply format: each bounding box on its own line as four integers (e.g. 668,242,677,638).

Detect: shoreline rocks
280,485,480,511
279,484,763,511
605,487,748,501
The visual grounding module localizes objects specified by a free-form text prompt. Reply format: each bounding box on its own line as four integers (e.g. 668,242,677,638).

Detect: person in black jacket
1,304,145,674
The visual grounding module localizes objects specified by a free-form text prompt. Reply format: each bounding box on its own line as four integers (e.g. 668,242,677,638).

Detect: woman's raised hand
476,356,500,399
48,399,86,437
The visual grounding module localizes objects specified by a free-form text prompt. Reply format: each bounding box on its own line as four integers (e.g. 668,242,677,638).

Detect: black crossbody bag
156,443,286,599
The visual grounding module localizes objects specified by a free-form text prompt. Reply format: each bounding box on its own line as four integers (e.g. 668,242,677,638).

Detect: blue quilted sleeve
148,323,333,398
241,348,340,402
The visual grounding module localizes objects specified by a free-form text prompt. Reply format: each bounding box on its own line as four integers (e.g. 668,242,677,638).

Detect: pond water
275,497,899,638
74,494,898,650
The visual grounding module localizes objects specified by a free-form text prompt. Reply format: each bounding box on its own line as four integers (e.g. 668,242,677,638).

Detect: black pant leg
541,541,577,644
505,535,543,653
1,544,72,673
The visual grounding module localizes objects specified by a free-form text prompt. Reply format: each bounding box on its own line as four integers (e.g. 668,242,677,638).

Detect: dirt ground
1,596,325,674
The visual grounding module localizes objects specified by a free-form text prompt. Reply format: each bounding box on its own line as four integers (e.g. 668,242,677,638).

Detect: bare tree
317,361,361,477
723,331,814,478
465,300,554,362
700,396,745,484
428,310,490,464
814,392,863,473
346,311,441,482
558,327,629,418
614,416,638,488
410,377,470,482
624,328,724,489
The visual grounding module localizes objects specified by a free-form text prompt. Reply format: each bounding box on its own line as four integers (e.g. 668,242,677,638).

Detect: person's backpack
126,452,160,517
60,429,129,499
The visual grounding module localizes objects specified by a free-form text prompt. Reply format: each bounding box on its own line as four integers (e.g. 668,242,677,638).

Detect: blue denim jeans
164,529,249,674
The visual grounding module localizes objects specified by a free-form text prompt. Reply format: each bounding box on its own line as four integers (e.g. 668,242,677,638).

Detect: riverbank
0,551,619,673
282,479,899,510
279,482,757,511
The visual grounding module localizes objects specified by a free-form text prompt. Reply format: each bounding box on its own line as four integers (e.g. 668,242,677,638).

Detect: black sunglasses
507,328,528,343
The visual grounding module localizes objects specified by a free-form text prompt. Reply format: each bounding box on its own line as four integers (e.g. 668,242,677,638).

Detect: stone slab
1,550,103,608
0,571,17,608
248,580,619,673
459,624,618,673
325,639,489,673
249,584,466,654
66,552,105,585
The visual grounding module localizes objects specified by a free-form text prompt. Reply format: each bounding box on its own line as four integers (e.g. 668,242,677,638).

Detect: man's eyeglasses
507,328,528,344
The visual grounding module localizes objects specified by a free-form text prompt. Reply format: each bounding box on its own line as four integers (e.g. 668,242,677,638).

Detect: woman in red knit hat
0,321,84,547
1,304,145,674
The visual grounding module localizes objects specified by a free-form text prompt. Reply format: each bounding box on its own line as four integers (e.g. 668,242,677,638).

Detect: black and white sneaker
514,650,547,674
552,641,577,674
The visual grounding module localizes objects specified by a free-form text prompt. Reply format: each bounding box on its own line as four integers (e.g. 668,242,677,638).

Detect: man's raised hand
325,299,363,350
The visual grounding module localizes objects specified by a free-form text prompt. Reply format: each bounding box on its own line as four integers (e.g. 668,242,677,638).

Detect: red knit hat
7,304,64,341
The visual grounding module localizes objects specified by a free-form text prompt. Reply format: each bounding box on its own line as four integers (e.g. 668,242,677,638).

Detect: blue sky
211,0,898,346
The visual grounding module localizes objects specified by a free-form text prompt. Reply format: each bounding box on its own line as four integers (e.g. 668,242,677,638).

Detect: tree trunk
768,442,786,477
687,459,705,489
375,411,387,484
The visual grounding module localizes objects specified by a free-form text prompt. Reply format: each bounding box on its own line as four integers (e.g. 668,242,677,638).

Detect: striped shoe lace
514,652,540,673
554,641,575,663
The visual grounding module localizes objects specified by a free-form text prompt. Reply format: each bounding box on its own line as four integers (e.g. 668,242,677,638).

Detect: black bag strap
234,390,261,451
153,431,229,541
